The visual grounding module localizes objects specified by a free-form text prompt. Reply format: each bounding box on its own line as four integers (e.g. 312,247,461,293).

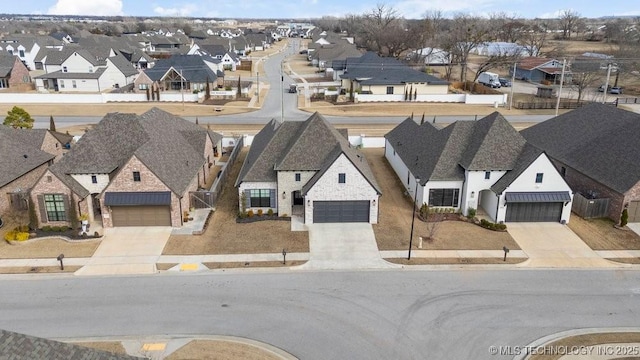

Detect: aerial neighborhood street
1,3,640,359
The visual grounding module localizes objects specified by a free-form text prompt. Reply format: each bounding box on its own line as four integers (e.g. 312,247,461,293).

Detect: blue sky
7,0,640,19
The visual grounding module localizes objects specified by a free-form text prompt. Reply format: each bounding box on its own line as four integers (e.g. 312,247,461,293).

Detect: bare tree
488,12,526,43
520,22,548,57
473,50,523,81
441,14,488,82
570,59,601,103
559,9,581,39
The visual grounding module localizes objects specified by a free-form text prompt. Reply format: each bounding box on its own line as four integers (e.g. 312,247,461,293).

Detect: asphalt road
32,39,557,129
1,269,639,359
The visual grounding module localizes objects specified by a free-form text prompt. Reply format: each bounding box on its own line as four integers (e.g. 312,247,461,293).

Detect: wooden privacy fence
237,60,252,71
572,192,609,219
189,136,244,209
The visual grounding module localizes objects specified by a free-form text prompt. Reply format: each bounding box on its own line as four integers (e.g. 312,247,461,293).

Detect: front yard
567,215,640,250
162,148,309,255
363,148,520,251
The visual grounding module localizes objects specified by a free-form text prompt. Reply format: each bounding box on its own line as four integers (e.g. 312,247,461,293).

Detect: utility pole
602,63,612,104
509,61,516,110
257,71,260,104
280,61,284,123
554,59,567,117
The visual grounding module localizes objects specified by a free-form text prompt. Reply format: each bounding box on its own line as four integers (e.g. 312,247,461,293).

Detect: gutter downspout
179,195,183,227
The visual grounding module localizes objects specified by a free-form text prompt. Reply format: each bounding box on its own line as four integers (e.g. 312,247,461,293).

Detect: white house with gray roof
236,112,381,224
385,113,573,223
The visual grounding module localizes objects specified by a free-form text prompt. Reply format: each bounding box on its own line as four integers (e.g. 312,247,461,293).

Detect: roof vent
23,154,28,158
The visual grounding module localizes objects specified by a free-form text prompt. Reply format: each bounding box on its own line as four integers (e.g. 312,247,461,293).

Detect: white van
478,72,501,88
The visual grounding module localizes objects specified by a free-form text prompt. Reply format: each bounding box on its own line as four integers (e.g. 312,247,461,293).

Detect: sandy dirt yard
166,340,283,360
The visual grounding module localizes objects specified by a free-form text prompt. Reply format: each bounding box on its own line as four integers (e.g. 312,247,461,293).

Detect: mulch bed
31,228,102,241
236,215,290,223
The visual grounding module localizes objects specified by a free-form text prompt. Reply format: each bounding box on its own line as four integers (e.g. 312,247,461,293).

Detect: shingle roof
236,113,380,194
385,112,530,184
35,68,107,80
144,55,219,82
521,103,640,194
108,54,139,77
48,108,222,197
491,143,545,194
0,53,18,77
341,52,448,85
0,127,54,188
0,329,141,360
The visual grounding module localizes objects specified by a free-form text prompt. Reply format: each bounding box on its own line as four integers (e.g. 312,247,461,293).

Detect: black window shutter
62,194,71,221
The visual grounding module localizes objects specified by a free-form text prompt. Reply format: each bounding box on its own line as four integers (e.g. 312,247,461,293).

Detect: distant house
340,52,449,100
385,113,573,223
473,42,534,57
513,57,567,83
406,47,451,65
522,103,640,223
0,34,63,70
30,108,223,228
143,55,223,92
0,53,31,90
236,113,381,224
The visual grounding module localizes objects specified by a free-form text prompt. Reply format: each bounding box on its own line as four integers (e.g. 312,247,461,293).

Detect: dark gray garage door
313,201,370,223
505,202,563,222
111,206,171,226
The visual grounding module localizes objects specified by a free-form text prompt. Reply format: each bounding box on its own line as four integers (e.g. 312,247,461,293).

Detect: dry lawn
303,101,557,117
363,148,519,251
567,215,640,250
0,237,99,259
166,340,282,360
203,261,306,269
71,342,128,355
0,102,255,117
387,257,527,265
163,148,309,255
0,266,82,274
528,332,640,360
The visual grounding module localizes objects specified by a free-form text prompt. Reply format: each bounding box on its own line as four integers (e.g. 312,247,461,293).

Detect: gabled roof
491,143,546,194
144,55,218,82
0,127,55,188
385,112,529,184
108,54,139,77
35,68,107,80
341,52,448,85
521,103,640,194
0,329,141,360
0,53,18,77
47,108,222,197
517,57,559,71
235,113,380,194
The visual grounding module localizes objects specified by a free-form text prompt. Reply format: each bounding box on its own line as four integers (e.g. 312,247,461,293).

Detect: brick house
0,53,32,90
235,112,381,224
522,103,640,223
30,108,223,228
0,126,72,219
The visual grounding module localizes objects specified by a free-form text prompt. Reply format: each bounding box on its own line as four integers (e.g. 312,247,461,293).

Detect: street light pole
554,58,566,116
257,71,260,104
280,61,284,123
407,177,421,260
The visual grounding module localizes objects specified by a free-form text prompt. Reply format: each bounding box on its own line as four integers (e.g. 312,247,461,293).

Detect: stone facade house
235,112,381,225
30,108,223,228
522,103,640,223
0,53,31,90
385,112,573,223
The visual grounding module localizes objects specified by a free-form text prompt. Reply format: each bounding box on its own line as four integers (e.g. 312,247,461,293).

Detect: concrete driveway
628,223,640,237
75,227,172,276
298,223,398,270
507,223,618,268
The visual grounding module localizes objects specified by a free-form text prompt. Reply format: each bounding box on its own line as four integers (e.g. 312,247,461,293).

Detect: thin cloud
48,0,124,16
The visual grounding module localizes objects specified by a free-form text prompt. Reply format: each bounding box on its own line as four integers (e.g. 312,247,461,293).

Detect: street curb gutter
513,327,640,360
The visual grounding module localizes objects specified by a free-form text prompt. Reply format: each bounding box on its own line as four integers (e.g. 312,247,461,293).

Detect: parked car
598,85,611,92
499,78,512,87
609,86,623,94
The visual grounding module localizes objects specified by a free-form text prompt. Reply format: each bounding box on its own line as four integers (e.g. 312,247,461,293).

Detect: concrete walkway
74,227,172,276
628,223,640,237
297,223,398,270
508,223,618,268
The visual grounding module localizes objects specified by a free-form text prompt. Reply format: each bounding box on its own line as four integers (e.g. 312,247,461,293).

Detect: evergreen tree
3,106,34,129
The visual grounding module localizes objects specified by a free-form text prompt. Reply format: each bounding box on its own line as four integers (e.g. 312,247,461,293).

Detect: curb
513,327,640,360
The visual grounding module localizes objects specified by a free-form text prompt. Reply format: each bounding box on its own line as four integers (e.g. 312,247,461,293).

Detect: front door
293,191,304,206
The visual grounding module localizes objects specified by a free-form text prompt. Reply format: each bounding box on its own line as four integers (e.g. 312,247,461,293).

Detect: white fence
348,135,386,148
0,92,200,104
354,93,507,105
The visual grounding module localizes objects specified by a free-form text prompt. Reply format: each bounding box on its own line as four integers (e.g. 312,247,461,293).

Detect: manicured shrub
267,209,274,216
15,232,30,241
467,208,476,219
247,210,254,218
4,231,17,241
257,209,263,216
42,225,52,232
621,209,629,227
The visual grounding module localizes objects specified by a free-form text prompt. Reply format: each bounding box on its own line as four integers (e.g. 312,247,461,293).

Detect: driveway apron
75,227,173,276
297,223,398,270
507,223,618,268
628,223,640,237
